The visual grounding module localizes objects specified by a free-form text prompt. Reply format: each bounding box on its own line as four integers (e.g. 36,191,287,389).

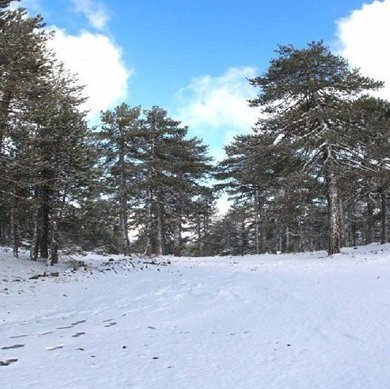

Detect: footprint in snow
57,319,87,330
56,325,74,330
9,334,28,339
1,344,24,350
71,320,86,326
0,358,18,366
10,330,54,339
72,332,86,338
102,318,118,327
38,331,55,336
104,322,117,327
46,345,64,351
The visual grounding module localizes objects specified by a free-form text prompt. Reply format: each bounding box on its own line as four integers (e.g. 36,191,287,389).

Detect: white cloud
49,28,132,120
336,0,390,99
176,67,259,132
71,0,110,30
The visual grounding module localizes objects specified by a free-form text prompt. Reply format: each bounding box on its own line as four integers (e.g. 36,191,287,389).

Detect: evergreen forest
2,0,390,261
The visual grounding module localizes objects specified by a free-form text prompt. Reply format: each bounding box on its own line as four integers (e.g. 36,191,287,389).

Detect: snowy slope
1,245,390,388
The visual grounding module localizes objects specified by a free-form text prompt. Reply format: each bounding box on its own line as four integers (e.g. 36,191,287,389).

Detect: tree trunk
0,204,5,244
48,206,59,265
366,194,374,245
380,189,387,244
145,126,157,257
350,202,358,247
0,85,13,152
10,204,18,258
203,213,210,256
145,188,153,257
259,197,266,253
298,222,304,252
324,152,341,255
156,197,164,256
30,208,39,260
254,190,260,254
283,227,289,253
40,186,50,259
118,133,131,256
0,87,13,240
30,187,41,261
196,213,204,257
47,178,69,265
240,220,247,255
119,210,130,256
338,197,345,247
173,212,182,257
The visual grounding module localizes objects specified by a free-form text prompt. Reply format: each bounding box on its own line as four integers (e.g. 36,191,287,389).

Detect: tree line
2,1,390,260
0,1,214,261
215,42,390,256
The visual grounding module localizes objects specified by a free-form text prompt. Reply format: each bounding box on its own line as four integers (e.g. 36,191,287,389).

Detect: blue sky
18,0,390,159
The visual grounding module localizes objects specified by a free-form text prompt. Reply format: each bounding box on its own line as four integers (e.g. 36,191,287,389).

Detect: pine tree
216,132,309,253
0,1,18,9
0,6,53,247
188,189,216,256
0,7,51,151
349,96,390,244
134,107,212,256
249,41,383,255
99,104,141,256
26,64,93,264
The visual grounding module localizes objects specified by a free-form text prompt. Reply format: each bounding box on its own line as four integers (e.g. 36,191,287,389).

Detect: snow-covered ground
1,244,390,388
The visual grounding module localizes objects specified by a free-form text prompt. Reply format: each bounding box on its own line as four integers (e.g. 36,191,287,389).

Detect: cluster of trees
214,42,390,256
0,1,95,263
0,1,214,261
95,104,213,257
2,0,390,260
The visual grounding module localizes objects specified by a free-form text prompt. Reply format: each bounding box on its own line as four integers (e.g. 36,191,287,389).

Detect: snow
1,245,390,388
273,133,285,145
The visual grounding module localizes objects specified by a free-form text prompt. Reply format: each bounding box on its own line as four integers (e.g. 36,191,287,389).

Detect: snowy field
1,244,390,389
